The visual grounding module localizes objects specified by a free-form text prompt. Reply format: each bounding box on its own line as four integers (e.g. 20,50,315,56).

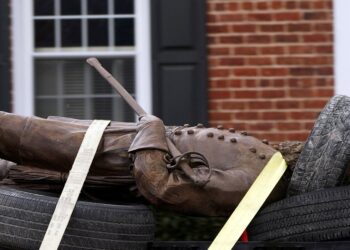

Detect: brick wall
207,0,334,143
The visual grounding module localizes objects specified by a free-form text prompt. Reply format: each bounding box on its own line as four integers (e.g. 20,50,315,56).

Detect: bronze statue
0,110,295,216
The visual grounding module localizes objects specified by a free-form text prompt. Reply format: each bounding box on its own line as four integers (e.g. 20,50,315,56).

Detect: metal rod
86,57,147,116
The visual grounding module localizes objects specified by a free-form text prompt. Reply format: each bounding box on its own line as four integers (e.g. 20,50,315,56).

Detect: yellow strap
40,120,111,250
209,152,287,250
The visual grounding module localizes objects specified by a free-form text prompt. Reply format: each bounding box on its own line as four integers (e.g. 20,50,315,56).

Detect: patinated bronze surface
0,111,295,216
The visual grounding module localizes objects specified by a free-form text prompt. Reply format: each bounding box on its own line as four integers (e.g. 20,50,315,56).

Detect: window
11,0,151,121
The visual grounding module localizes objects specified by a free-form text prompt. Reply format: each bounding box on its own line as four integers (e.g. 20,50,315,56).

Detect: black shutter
151,0,207,126
0,0,10,111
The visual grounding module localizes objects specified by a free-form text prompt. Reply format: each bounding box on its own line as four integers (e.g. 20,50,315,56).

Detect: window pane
35,20,55,48
35,99,58,118
61,0,81,15
34,58,135,121
63,62,84,94
114,19,134,46
92,97,134,122
64,99,85,119
88,19,108,46
88,0,108,14
35,61,58,95
61,20,82,47
92,58,134,94
114,0,134,14
34,0,54,16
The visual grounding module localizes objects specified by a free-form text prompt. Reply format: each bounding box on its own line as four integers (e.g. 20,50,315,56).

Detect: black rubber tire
287,95,350,196
0,186,155,250
249,185,350,241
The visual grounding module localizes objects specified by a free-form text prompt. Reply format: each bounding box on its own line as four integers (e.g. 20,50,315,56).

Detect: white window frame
334,0,350,96
11,0,152,116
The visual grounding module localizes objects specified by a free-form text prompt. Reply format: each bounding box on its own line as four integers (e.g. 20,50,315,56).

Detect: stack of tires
249,95,350,241
0,187,155,249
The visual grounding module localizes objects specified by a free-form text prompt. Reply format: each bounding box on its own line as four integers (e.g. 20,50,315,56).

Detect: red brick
247,13,273,21
245,79,257,87
277,122,302,131
209,90,231,99
275,12,301,21
290,68,316,76
209,79,227,88
247,57,273,65
227,79,242,87
261,68,288,76
221,101,246,110
220,57,245,66
315,88,334,97
303,99,329,109
207,24,229,33
209,101,220,110
208,47,230,56
277,57,305,65
276,100,300,109
288,23,311,32
304,57,332,65
233,68,258,76
257,2,269,10
289,88,314,97
206,14,218,23
248,101,273,109
211,2,227,11
220,14,244,22
232,24,256,33
315,45,333,54
273,79,286,87
290,111,319,120
300,1,312,9
259,79,273,87
288,45,314,54
261,90,286,98
262,112,287,120
248,123,274,131
219,36,243,44
260,46,285,55
304,122,315,130
286,1,297,9
242,2,254,10
235,112,260,120
313,1,326,9
314,23,333,32
317,67,333,75
208,68,230,78
303,34,330,43
208,58,220,67
275,34,299,43
234,90,258,99
247,35,271,43
286,132,309,141
304,12,329,20
227,2,239,11
260,24,285,32
271,1,284,9
288,78,315,88
234,47,258,55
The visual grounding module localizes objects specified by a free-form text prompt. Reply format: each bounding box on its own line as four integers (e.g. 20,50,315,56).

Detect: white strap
40,120,110,250
209,152,287,250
